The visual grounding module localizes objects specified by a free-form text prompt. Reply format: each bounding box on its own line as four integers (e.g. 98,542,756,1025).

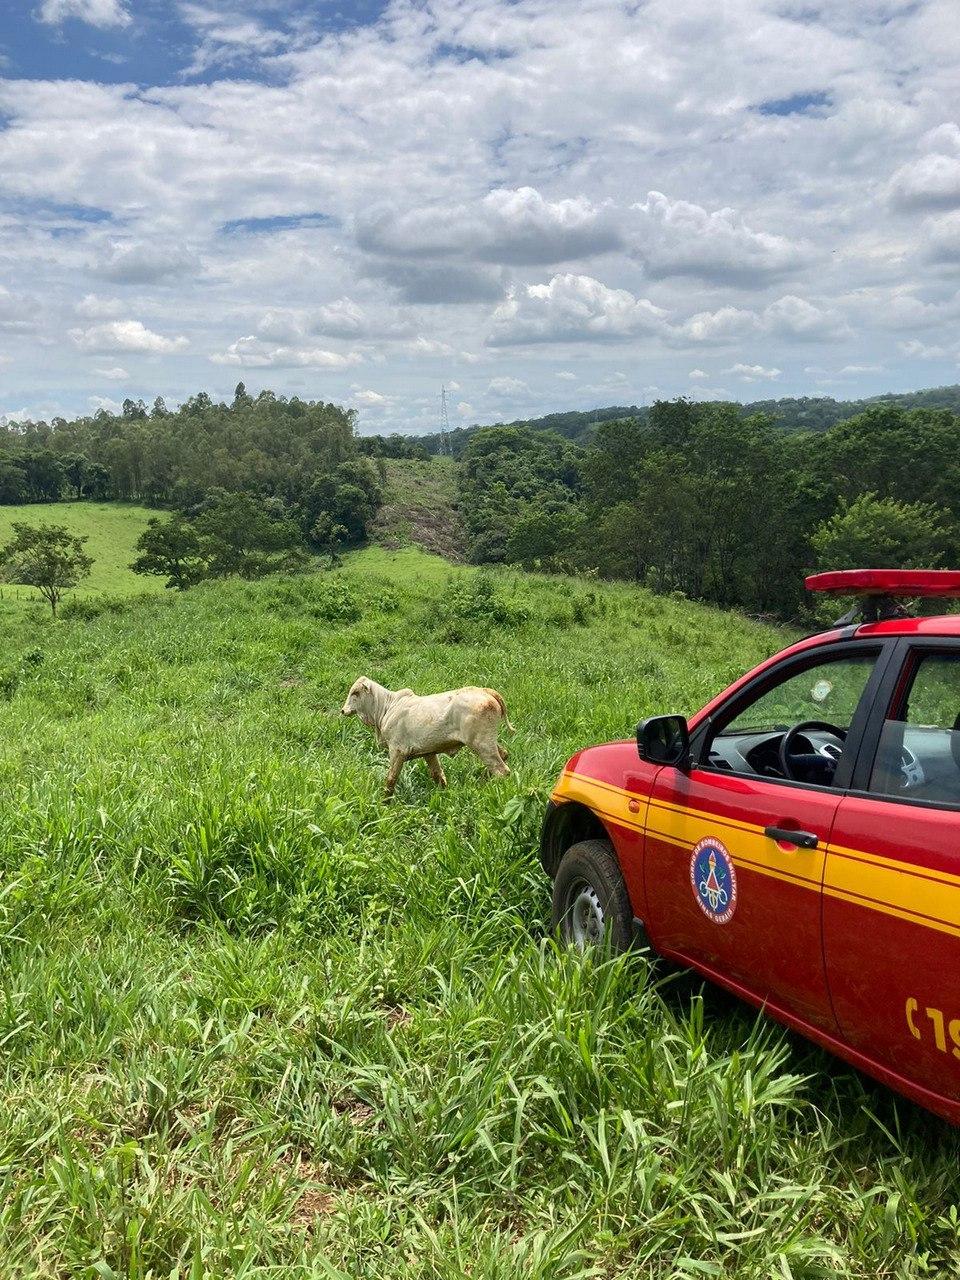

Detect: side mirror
636,714,690,767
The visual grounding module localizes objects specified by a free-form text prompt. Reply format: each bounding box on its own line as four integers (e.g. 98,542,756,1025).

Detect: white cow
341,677,514,797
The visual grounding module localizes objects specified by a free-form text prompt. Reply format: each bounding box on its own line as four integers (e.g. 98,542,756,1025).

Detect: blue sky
1,0,959,432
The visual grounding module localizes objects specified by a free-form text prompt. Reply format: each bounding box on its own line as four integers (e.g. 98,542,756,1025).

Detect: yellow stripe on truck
551,768,960,940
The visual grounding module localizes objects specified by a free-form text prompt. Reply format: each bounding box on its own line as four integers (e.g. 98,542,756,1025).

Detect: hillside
0,548,958,1274
414,383,960,451
0,501,162,603
370,456,465,560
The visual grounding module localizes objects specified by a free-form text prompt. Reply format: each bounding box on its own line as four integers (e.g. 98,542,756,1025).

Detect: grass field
0,546,958,1277
0,502,162,602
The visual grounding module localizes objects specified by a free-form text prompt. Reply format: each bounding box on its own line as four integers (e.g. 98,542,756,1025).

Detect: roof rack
806,569,960,626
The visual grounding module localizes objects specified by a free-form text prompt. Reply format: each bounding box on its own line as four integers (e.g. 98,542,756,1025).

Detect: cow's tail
486,688,515,733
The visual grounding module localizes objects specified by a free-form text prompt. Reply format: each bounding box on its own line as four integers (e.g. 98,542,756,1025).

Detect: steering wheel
778,719,847,783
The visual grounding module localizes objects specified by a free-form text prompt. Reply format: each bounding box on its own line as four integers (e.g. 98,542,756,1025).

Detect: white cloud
351,388,389,406
556,370,577,380
179,4,286,75
70,320,189,354
0,286,41,334
94,365,130,380
456,401,475,418
763,295,847,340
76,294,125,319
94,242,199,285
209,335,361,368
38,0,130,28
680,307,760,344
89,394,123,413
490,274,668,345
358,186,621,267
1,0,959,417
726,362,781,382
630,192,806,284
899,338,949,359
890,153,960,211
688,368,709,380
486,376,529,397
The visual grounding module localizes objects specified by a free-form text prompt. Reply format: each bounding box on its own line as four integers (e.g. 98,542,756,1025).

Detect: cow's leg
424,753,447,787
473,741,510,778
384,751,405,800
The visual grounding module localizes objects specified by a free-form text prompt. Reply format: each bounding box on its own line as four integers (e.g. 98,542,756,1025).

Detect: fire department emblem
690,837,738,924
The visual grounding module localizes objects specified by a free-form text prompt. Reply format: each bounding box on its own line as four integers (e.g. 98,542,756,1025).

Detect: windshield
717,655,877,736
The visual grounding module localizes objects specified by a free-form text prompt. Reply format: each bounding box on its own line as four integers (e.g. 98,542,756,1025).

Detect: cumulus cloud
76,294,125,319
900,338,949,359
0,287,41,334
70,320,189,354
763,295,848,340
630,192,806,284
366,259,505,305
486,376,529,397
209,335,361,368
890,152,960,211
680,307,760,344
37,0,130,28
2,0,960,415
94,242,199,285
726,362,781,382
357,187,621,267
490,274,668,345
94,365,130,380
924,210,960,262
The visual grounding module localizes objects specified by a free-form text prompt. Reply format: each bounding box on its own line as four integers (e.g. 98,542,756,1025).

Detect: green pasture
0,501,163,602
0,547,956,1277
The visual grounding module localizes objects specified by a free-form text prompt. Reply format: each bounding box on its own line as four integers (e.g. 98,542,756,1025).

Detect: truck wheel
552,839,633,953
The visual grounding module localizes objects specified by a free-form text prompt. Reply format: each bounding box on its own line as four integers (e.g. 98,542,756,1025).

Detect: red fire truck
541,570,960,1124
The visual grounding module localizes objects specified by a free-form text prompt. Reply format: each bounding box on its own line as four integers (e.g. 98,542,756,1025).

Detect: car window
869,652,960,806
719,655,877,736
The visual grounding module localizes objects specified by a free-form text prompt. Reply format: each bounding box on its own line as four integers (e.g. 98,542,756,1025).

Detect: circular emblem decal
690,837,738,924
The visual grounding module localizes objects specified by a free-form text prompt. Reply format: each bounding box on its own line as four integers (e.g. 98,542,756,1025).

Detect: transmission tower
439,384,451,455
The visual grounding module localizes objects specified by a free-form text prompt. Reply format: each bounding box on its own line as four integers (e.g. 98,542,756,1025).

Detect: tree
62,454,89,500
0,460,29,505
0,523,93,617
131,516,206,590
811,493,956,572
195,492,304,579
310,513,349,566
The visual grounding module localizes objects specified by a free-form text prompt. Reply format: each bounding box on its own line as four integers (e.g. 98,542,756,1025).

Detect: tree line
457,399,960,618
418,383,960,455
0,384,385,560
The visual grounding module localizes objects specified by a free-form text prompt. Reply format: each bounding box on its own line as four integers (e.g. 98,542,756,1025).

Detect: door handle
764,825,818,850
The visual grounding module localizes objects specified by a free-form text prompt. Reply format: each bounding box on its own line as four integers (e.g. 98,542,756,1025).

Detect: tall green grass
0,548,956,1277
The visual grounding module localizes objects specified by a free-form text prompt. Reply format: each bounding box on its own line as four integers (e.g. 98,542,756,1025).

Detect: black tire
552,839,633,953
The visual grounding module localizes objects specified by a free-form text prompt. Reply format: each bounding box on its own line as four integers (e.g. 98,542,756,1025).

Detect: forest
0,384,384,557
3,383,960,619
457,398,960,617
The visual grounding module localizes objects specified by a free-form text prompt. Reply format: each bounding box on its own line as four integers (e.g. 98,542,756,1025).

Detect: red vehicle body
541,573,960,1125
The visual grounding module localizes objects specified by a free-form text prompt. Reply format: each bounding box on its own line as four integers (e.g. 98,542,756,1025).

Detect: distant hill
414,384,960,453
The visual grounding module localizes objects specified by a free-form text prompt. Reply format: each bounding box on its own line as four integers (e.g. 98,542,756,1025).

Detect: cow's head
341,676,375,725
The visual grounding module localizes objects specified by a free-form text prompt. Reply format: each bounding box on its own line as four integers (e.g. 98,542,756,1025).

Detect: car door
644,642,887,1032
824,641,960,1106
